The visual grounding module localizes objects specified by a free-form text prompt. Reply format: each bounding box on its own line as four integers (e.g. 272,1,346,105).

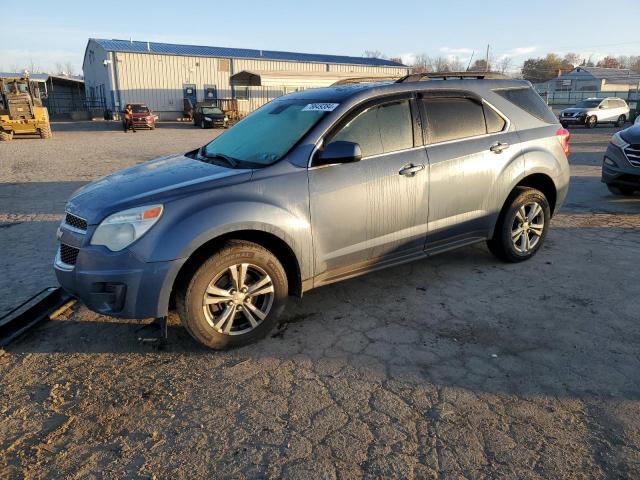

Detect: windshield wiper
200,150,239,168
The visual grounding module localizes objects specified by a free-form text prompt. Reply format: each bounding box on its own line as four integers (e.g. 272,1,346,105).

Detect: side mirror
599,105,606,109
316,141,362,166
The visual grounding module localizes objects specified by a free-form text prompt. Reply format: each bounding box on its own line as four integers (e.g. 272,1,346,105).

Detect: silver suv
560,97,630,128
55,74,571,349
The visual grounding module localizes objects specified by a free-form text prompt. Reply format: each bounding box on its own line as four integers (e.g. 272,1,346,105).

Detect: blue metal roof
92,38,406,67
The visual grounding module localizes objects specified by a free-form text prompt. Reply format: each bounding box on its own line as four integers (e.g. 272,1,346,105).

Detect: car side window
331,100,413,158
484,104,506,134
423,97,487,143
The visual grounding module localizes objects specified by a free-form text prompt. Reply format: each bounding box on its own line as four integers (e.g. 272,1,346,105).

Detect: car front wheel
177,240,288,349
487,187,551,263
586,115,598,128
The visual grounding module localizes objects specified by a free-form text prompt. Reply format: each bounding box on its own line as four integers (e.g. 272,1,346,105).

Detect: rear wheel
39,124,52,139
0,130,13,141
487,187,551,263
560,121,568,128
586,115,598,128
176,240,288,349
615,115,626,127
607,184,635,196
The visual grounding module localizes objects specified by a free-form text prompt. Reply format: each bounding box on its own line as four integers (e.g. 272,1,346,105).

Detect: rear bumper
54,243,185,319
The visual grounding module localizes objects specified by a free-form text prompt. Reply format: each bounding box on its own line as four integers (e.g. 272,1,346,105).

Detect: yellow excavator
0,74,52,141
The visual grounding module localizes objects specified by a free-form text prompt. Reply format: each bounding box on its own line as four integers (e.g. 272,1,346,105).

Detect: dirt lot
1,123,640,479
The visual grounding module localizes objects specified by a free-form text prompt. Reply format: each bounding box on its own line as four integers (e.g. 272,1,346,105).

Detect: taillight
556,127,570,156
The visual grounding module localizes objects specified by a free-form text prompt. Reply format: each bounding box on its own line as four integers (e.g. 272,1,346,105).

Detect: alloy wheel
511,202,545,254
202,263,275,335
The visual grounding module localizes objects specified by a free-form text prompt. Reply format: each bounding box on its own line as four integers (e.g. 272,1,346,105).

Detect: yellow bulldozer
0,74,52,141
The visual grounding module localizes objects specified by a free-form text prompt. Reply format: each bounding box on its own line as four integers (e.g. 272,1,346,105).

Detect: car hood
562,107,588,114
620,124,640,144
66,154,252,224
203,112,225,118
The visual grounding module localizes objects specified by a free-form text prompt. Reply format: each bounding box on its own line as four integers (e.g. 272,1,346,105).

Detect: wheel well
515,174,557,215
171,230,303,307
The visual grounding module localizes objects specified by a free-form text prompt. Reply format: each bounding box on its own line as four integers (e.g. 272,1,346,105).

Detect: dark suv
55,74,570,349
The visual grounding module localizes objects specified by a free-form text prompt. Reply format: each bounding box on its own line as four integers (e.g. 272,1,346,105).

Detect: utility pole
485,44,490,72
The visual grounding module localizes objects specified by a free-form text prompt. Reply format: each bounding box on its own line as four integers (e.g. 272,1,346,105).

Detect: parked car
55,76,570,349
122,103,157,130
559,97,629,128
193,104,229,129
602,122,640,195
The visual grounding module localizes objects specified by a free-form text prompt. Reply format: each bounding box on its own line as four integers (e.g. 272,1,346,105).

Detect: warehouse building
82,39,409,119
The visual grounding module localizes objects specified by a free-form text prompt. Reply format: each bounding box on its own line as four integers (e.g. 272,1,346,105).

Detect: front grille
65,212,87,231
624,145,640,167
563,112,574,117
59,244,80,266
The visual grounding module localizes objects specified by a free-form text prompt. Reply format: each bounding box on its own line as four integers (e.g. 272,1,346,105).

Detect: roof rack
332,76,401,85
396,71,509,83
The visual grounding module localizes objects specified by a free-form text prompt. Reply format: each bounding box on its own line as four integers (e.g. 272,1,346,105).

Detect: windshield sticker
302,103,339,112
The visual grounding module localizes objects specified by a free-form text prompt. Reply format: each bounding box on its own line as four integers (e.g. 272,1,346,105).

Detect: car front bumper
601,144,640,187
54,227,185,319
560,115,586,125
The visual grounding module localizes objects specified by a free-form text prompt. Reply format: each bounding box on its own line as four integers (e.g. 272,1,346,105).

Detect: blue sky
2,0,639,74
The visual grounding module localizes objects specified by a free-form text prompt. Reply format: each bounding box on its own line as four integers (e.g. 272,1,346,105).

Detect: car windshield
575,100,601,108
202,100,334,166
132,105,149,113
202,107,223,115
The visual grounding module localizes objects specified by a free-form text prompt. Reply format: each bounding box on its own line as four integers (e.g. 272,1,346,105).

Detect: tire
560,121,568,128
487,187,551,263
39,124,52,139
615,115,626,128
176,240,288,349
200,119,205,129
0,130,13,141
586,115,597,129
607,184,635,196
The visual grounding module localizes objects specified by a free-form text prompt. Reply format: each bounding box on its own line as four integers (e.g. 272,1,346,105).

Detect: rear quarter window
494,87,557,124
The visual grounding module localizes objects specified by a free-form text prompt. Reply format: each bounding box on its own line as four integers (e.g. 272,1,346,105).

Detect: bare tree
433,56,450,72
64,62,76,76
563,53,581,69
496,56,513,74
363,50,385,59
411,54,433,73
469,59,488,71
448,56,464,72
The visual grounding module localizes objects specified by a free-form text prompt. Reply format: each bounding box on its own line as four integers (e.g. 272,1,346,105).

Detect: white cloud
440,46,474,55
509,46,538,56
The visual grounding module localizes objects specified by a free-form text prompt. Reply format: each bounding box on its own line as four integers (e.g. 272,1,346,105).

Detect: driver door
308,95,429,283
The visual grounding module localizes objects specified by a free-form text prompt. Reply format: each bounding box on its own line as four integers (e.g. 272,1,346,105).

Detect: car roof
283,78,531,103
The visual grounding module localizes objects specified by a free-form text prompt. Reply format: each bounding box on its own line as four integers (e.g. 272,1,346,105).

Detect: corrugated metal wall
108,50,409,118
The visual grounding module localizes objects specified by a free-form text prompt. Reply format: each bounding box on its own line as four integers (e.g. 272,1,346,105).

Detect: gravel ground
1,123,640,479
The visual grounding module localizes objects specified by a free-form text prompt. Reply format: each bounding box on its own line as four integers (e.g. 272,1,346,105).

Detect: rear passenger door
420,92,521,250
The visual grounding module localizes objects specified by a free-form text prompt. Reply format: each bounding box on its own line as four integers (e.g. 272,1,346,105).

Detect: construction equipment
0,74,52,141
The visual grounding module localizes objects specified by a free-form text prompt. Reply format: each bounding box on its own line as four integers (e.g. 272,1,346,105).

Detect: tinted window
484,105,506,133
495,87,558,124
423,97,486,143
332,100,413,157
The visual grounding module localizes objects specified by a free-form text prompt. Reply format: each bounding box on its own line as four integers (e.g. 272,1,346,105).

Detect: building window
235,86,249,100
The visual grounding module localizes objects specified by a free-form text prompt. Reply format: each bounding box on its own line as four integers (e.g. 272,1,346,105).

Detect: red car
122,103,157,130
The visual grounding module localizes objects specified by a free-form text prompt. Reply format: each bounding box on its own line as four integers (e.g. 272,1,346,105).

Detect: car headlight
91,205,163,251
224,116,229,121
610,132,628,149
204,116,212,121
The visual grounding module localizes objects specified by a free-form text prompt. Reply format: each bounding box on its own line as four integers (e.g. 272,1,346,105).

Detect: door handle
399,164,425,177
490,142,510,154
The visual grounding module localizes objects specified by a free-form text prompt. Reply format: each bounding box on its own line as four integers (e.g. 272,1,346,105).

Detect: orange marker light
143,206,162,219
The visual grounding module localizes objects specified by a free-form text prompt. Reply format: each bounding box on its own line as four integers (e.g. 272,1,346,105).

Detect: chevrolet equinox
55,74,571,349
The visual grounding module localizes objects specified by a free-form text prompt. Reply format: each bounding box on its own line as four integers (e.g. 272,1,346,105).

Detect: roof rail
396,71,509,83
332,76,401,86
